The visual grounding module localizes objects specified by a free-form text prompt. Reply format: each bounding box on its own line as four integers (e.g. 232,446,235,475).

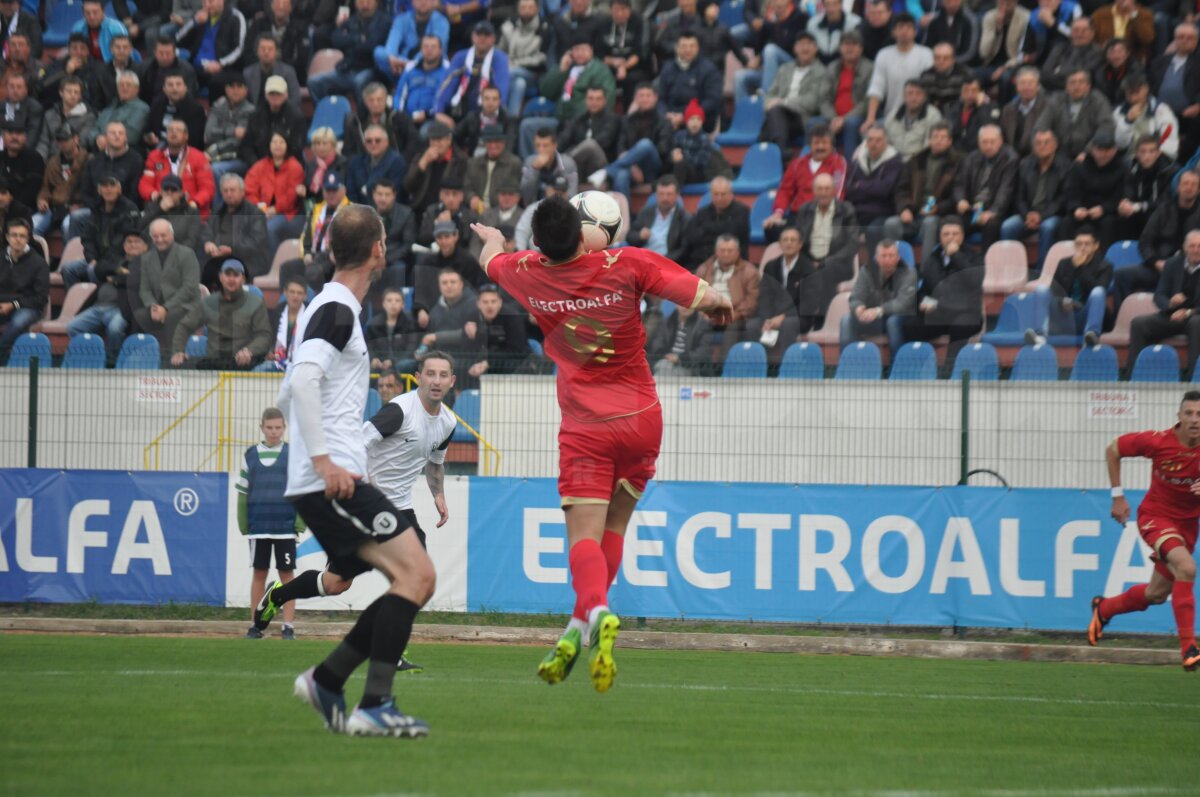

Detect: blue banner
0,469,227,605
467,479,1174,633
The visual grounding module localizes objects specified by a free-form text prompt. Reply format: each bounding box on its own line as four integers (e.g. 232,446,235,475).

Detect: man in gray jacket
205,74,257,191
840,238,916,355
762,33,832,154
1038,69,1114,161
419,267,480,363
134,218,201,356
170,258,272,370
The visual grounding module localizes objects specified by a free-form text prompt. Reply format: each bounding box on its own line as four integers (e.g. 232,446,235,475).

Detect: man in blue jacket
657,33,722,133
374,0,450,89
394,35,449,127
346,125,409,205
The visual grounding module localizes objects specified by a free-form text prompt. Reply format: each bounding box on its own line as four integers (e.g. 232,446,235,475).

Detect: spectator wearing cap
141,118,216,218
761,32,832,156
444,0,494,53
1039,68,1114,160
302,127,346,202
595,0,647,108
669,100,719,186
175,0,248,98
40,35,105,109
345,82,417,160
559,86,620,185
204,74,255,192
90,69,149,153
0,122,44,212
145,70,207,150
1059,131,1125,248
374,0,450,88
454,85,518,158
471,179,523,259
517,34,614,158
67,229,145,366
201,173,269,279
394,34,451,128
0,0,43,61
134,215,201,355
372,178,417,282
308,0,389,104
33,128,88,239
465,125,523,213
140,172,203,252
0,217,48,362
920,0,979,65
243,0,310,89
501,0,551,116
3,73,44,159
417,174,479,246
413,220,484,327
171,258,272,370
245,131,306,253
239,74,306,166
60,173,141,290
404,121,469,217
658,33,723,135
137,36,200,106
243,33,302,113
436,21,511,126
1114,169,1200,308
284,171,350,290
514,174,570,251
346,123,409,207
629,176,691,264
37,76,97,162
520,126,579,206
1112,72,1179,161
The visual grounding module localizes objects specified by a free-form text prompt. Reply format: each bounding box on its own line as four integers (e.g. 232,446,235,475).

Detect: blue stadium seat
451,388,481,442
116,334,161,369
44,0,84,48
730,143,782,194
718,0,744,29
681,182,709,196
527,338,544,357
402,286,413,313
834,341,881,380
749,191,777,245
246,285,264,299
62,333,106,369
185,334,208,357
714,96,765,147
7,332,52,368
364,387,382,421
1070,345,1119,381
888,342,937,380
980,293,1039,347
777,342,823,379
696,190,713,209
722,341,768,377
660,300,677,319
308,96,350,142
1130,345,1180,382
897,241,915,268
1106,240,1141,270
1010,344,1059,381
951,343,999,381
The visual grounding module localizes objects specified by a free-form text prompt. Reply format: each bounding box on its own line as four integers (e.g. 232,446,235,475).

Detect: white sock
586,605,609,633
566,617,587,638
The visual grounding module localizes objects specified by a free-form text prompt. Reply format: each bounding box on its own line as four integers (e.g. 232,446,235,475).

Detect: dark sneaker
1024,328,1047,346
254,580,283,631
1084,330,1100,347
346,700,430,738
396,654,424,673
1184,645,1200,672
245,626,264,639
281,626,296,641
293,666,346,732
1087,596,1108,646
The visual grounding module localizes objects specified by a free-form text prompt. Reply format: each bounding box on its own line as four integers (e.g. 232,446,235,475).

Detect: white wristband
1111,487,1124,498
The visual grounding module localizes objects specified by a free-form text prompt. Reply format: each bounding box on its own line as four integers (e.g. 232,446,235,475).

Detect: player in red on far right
1090,390,1200,671
472,198,732,693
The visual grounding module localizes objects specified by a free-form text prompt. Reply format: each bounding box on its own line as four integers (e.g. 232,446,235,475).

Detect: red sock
600,530,624,585
569,539,609,622
1172,580,1196,653
1100,584,1151,619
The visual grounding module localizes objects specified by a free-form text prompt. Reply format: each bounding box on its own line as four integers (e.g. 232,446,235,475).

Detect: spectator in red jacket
763,123,846,243
245,132,306,253
139,118,216,217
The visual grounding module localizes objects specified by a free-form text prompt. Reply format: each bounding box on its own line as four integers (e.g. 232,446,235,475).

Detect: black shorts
248,538,297,571
289,485,422,580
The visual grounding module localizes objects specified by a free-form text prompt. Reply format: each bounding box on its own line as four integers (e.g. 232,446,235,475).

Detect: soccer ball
570,191,623,253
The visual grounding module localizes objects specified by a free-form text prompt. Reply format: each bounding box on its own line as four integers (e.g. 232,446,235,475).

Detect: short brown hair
418,349,456,374
261,407,284,423
328,203,383,271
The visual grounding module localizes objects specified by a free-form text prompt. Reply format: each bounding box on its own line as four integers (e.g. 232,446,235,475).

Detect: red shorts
557,405,662,506
1138,514,1198,577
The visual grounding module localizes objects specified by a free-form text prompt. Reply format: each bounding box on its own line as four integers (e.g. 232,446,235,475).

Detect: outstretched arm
1107,439,1129,525
473,223,505,277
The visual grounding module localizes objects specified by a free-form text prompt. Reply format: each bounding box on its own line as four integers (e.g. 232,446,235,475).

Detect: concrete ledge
0,617,1177,666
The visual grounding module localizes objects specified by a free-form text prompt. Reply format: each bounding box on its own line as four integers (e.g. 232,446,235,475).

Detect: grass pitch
2,634,1197,797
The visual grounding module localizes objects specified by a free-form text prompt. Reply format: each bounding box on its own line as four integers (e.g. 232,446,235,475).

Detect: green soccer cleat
254,580,283,631
537,627,582,685
588,611,621,694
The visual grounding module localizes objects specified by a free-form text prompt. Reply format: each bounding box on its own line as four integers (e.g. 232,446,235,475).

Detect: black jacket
917,246,983,328
81,196,141,269
201,201,270,278
1064,153,1127,215
0,245,48,313
1154,253,1200,313
0,148,44,210
1123,154,1178,216
453,110,519,157
1051,254,1113,302
239,103,307,165
379,202,417,267
80,148,145,209
681,202,750,270
343,107,418,160
365,311,419,365
412,247,486,315
1138,200,1200,267
628,204,691,266
137,56,200,105
758,254,805,318
946,100,1001,153
560,109,622,161
474,311,533,374
618,109,675,160
243,15,310,72
1013,153,1072,218
145,95,207,149
954,145,1019,216
1148,52,1200,114
176,8,248,72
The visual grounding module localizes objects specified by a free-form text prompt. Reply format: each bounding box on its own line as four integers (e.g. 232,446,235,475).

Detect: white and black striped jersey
284,282,370,498
363,390,457,510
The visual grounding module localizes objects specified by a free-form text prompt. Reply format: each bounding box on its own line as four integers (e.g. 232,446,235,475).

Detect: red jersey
484,247,707,422
1118,426,1200,519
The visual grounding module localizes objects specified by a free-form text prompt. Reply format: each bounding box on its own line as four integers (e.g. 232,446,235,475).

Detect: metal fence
0,362,1179,492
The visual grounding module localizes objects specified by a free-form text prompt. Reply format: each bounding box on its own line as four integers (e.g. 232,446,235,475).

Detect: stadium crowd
0,0,1198,377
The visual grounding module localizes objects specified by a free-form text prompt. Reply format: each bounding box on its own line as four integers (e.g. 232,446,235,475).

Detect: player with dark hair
257,350,457,674
279,202,436,737
1090,391,1200,671
472,198,733,692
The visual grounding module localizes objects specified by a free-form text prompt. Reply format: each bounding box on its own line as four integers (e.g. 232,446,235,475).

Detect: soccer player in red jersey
472,198,733,692
1090,391,1200,671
